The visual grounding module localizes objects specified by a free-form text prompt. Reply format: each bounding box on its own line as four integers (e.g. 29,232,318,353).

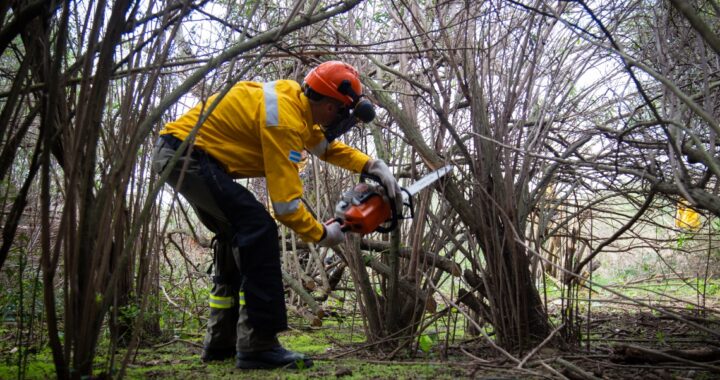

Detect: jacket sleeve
260,124,325,242
306,128,371,173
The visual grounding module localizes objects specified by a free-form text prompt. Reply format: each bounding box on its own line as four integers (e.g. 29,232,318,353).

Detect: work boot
235,345,313,369
201,347,236,362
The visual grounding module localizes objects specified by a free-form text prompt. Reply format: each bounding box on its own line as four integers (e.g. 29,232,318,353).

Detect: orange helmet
304,61,362,107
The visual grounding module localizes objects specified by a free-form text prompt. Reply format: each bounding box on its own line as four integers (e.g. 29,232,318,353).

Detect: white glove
318,221,344,247
365,159,402,203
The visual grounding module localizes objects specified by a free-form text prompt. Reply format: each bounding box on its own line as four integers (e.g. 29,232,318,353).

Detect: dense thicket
0,1,718,379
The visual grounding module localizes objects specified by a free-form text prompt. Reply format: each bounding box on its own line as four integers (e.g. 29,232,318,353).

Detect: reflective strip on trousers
239,291,246,306
209,294,233,309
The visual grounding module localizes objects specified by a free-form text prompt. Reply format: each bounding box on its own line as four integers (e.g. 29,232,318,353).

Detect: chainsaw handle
325,218,351,232
359,172,382,184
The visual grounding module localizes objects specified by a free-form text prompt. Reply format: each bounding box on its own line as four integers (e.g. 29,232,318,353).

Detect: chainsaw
329,165,453,234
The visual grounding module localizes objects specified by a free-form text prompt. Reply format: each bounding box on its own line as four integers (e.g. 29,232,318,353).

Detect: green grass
0,315,473,380
104,337,461,379
0,349,56,379
185,358,461,380
601,278,720,299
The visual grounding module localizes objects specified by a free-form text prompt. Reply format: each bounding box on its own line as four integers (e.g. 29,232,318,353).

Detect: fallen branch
287,305,322,327
537,359,570,380
517,323,566,368
554,357,602,380
282,270,324,319
152,338,202,349
613,344,720,373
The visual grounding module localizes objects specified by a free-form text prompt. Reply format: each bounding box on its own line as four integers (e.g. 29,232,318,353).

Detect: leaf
655,331,665,344
419,334,434,353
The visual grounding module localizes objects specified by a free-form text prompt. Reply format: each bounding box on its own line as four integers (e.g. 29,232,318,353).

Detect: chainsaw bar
402,165,453,201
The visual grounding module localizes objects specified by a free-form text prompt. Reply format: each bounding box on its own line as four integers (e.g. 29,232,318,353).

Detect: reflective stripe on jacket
160,80,371,242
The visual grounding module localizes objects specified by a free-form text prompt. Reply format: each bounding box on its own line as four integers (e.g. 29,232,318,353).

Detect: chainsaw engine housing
334,182,393,234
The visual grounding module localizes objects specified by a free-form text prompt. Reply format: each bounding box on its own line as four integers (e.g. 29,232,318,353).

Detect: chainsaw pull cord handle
359,172,399,233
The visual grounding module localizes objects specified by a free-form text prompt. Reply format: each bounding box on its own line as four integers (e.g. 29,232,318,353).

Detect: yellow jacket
161,80,371,242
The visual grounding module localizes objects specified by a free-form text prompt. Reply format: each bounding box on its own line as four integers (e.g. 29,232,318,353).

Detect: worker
151,61,401,370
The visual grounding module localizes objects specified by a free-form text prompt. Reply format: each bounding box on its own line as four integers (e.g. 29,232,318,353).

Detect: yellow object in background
676,200,701,230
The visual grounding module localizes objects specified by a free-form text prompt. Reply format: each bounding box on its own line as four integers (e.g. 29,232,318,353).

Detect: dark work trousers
151,134,287,353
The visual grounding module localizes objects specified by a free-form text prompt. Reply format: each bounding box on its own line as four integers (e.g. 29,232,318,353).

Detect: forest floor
1,278,719,379
121,311,719,380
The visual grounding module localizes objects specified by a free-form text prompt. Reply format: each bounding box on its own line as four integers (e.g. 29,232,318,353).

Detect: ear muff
353,98,375,123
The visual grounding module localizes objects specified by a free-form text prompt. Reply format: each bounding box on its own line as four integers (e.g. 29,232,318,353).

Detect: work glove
318,221,344,247
365,159,402,204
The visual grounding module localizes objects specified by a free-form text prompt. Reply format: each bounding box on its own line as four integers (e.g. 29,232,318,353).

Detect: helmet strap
304,85,324,101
